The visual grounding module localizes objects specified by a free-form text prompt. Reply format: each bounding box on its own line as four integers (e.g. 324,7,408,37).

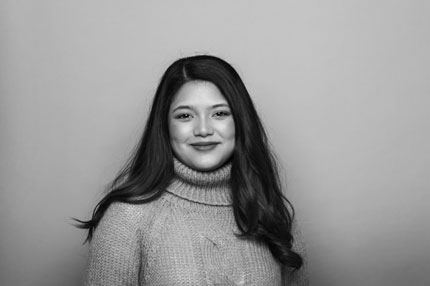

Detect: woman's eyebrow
211,103,230,109
172,105,192,112
172,103,229,113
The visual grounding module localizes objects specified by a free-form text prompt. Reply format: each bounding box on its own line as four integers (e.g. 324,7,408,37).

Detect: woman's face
168,81,235,171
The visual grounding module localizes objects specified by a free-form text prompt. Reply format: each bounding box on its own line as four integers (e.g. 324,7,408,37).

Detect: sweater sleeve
283,220,310,286
84,202,142,286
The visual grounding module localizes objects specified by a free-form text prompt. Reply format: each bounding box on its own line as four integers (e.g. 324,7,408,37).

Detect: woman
77,55,309,285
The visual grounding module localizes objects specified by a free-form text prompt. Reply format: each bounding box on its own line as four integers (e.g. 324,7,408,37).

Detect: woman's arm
84,202,142,286
283,220,310,286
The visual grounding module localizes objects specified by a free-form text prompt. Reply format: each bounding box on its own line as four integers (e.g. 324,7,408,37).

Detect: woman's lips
190,142,219,151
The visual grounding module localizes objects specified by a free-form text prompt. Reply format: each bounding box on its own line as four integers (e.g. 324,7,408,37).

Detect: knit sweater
84,159,309,285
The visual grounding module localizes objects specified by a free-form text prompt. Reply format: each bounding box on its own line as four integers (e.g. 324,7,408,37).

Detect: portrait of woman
76,55,308,285
3,2,429,285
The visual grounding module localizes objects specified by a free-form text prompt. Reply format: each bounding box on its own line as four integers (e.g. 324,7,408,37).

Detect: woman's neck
165,157,232,206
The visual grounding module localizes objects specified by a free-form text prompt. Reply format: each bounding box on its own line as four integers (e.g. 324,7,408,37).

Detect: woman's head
168,80,235,171
145,54,265,171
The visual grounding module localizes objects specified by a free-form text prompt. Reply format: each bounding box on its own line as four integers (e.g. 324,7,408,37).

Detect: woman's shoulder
105,200,153,217
96,198,163,236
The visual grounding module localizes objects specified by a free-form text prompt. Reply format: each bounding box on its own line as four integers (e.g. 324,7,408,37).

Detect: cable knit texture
84,158,309,285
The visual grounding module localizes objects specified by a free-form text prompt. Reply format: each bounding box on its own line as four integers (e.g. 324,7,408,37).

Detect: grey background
1,1,429,285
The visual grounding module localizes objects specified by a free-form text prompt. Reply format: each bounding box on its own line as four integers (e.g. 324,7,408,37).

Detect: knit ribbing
165,157,232,206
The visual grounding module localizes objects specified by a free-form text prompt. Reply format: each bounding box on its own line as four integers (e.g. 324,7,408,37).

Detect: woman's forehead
170,81,229,110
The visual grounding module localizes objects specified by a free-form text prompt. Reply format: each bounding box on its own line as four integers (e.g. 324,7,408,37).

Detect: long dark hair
75,55,303,269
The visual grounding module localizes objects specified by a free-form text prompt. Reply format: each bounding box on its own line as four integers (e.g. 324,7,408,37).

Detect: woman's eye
213,111,231,118
175,113,192,120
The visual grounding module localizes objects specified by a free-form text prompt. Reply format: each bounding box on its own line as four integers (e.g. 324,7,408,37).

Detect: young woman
77,55,308,285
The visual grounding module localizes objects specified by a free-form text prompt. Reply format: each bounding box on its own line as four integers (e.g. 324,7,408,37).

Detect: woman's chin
189,162,221,172
185,157,228,172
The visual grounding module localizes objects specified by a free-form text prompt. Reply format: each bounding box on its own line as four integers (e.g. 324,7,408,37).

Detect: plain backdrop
1,1,429,285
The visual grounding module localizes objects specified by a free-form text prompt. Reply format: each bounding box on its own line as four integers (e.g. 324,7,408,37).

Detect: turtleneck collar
165,157,232,206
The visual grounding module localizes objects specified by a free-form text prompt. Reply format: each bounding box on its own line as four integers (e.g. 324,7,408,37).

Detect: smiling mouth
191,142,219,146
190,142,219,150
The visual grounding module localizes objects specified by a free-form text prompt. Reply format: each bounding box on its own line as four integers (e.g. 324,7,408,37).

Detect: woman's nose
193,118,214,137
